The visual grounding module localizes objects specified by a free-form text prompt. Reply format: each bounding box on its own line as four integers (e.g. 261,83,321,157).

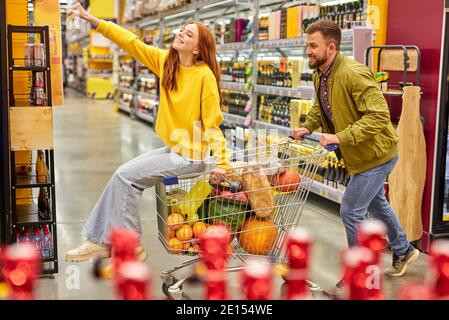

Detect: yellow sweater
96,20,230,169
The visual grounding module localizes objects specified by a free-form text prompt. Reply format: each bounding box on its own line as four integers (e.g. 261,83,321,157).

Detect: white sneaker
65,240,111,262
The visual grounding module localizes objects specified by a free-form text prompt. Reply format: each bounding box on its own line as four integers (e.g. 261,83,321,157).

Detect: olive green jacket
302,53,398,175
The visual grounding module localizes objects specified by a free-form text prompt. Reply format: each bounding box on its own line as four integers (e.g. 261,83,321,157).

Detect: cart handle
288,135,339,152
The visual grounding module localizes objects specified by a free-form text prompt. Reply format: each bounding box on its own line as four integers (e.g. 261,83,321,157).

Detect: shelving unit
7,25,58,274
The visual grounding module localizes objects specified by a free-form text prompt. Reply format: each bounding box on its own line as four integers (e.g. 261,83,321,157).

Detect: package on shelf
258,15,269,41
290,99,312,128
123,0,137,23
158,0,191,11
142,0,160,15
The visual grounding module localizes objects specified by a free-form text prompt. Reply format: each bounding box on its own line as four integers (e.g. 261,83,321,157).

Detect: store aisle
36,89,428,300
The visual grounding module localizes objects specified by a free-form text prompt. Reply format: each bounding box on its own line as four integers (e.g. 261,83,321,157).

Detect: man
292,20,419,285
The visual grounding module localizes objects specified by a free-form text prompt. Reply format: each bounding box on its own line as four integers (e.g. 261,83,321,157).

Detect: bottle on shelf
22,228,32,244
38,187,51,220
33,227,42,255
36,150,48,183
42,225,54,259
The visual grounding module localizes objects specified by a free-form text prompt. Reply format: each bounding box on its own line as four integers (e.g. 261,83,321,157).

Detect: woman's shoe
65,240,111,262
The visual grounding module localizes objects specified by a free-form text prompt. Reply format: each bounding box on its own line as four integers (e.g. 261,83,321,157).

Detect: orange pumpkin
238,217,278,255
277,169,301,192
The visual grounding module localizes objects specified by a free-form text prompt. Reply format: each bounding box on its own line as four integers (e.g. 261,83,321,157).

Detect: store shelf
310,180,345,204
136,110,154,124
139,73,157,80
10,65,49,72
256,30,353,49
117,87,134,95
119,72,134,77
15,204,53,226
255,120,291,135
14,174,53,189
136,91,158,100
220,81,248,92
217,42,251,51
223,112,247,125
90,58,113,63
67,33,89,44
254,85,315,99
118,103,132,114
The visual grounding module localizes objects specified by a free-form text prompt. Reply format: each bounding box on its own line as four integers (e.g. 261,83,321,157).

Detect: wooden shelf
15,204,53,226
15,174,53,189
10,65,49,71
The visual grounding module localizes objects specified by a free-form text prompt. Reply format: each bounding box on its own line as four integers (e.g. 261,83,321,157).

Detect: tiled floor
36,89,428,300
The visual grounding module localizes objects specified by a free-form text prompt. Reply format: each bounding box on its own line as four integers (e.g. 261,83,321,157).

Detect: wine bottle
36,150,48,183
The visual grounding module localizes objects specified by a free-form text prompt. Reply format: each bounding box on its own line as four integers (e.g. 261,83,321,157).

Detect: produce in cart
238,217,278,255
242,165,275,218
207,199,248,235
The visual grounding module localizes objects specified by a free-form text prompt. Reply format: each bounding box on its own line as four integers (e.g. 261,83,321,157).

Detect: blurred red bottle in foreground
199,226,230,300
199,226,230,270
242,258,273,300
110,228,139,273
204,269,228,300
342,246,384,300
116,261,151,300
284,228,313,300
430,240,449,299
357,220,387,265
1,243,40,300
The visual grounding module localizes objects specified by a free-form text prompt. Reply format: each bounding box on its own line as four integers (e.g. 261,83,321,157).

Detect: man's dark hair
305,19,342,51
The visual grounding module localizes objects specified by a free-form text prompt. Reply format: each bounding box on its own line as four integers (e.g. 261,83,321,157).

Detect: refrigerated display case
432,0,449,235
385,0,449,251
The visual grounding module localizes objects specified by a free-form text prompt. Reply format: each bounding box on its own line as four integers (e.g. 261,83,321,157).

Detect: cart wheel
162,278,185,299
161,283,190,300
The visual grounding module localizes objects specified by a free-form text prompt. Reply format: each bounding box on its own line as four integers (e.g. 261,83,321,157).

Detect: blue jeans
81,146,207,245
340,156,410,256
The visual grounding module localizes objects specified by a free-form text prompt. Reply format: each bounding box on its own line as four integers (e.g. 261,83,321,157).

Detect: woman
66,3,230,262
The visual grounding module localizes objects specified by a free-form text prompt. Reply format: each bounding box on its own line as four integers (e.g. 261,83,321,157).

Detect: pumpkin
276,169,301,193
238,217,278,255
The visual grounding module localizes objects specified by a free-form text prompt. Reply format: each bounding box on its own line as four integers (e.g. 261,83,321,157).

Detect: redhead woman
66,3,230,262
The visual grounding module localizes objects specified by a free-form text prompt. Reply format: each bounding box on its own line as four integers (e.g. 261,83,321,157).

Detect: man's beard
308,53,327,69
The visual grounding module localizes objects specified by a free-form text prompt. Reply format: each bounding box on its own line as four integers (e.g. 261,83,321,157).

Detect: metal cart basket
155,138,333,299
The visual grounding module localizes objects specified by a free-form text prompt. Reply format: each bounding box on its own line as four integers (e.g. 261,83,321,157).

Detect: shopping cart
155,137,335,300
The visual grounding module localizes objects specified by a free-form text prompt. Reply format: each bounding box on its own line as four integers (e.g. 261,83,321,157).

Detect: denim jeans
81,146,207,245
340,156,410,256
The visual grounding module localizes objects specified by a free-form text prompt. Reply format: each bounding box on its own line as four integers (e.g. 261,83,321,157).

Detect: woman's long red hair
162,21,222,105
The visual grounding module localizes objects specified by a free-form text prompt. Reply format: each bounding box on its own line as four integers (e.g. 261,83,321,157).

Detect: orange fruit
168,238,184,254
176,225,193,242
167,213,185,231
192,222,208,239
167,227,176,239
183,241,191,250
227,244,234,255
191,244,200,254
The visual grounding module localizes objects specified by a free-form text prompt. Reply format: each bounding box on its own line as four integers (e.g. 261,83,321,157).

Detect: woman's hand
68,2,100,28
212,167,227,181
